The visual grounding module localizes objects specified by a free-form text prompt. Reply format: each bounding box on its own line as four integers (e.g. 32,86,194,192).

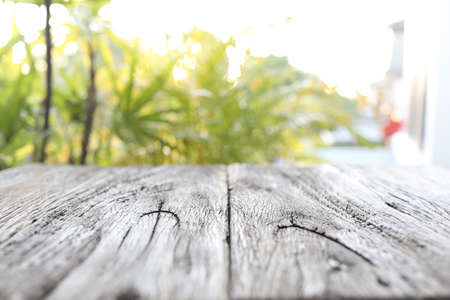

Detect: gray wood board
0,164,229,300
0,163,449,299
228,164,450,299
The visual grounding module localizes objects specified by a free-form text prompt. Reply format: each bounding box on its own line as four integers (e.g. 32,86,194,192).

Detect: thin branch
80,41,97,165
37,0,53,162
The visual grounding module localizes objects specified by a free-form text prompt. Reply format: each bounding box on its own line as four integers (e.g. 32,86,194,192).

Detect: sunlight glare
226,45,244,81
12,41,26,64
0,0,407,97
21,63,30,74
15,3,46,42
191,43,202,54
0,1,14,47
100,0,406,97
173,65,188,81
32,43,46,57
64,41,79,56
53,25,70,47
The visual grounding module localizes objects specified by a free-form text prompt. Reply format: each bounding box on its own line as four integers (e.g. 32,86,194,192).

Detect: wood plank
228,164,450,299
1,163,450,299
0,164,229,300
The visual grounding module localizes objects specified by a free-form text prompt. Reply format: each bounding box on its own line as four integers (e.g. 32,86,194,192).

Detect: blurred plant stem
35,0,53,162
80,41,96,164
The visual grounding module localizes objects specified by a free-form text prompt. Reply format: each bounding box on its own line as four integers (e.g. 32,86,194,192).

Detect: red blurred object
383,118,403,139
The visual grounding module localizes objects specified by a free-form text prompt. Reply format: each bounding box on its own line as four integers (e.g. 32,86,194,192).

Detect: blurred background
0,0,449,169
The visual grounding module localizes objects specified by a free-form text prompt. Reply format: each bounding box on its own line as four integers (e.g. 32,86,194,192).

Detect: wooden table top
0,164,449,299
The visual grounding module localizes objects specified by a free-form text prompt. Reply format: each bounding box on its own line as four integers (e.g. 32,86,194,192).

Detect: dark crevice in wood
387,192,408,203
139,202,163,257
6,230,19,241
115,287,142,300
117,189,182,252
118,226,133,250
376,276,391,287
140,210,180,227
385,201,399,210
225,165,233,300
277,222,374,266
138,199,181,257
400,274,420,291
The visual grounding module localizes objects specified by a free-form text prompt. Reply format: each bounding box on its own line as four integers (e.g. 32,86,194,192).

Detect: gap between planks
225,165,233,300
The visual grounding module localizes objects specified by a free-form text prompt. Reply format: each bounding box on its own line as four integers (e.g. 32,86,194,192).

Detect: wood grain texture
228,164,450,299
0,163,450,299
0,164,228,300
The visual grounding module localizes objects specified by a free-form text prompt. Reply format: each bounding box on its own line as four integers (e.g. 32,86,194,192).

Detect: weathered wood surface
0,164,449,299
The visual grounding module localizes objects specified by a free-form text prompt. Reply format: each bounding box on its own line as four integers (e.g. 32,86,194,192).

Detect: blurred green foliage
0,0,370,168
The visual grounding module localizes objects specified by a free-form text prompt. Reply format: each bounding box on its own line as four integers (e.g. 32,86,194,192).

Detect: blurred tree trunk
35,0,53,162
80,42,97,165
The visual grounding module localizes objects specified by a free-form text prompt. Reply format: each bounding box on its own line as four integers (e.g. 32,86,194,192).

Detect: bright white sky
0,0,408,96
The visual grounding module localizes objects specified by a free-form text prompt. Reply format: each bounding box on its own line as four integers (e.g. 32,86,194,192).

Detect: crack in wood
117,191,181,253
385,201,399,210
118,226,133,250
377,276,391,287
276,222,374,266
225,166,233,300
135,200,181,257
139,202,164,257
140,210,180,227
115,287,142,300
388,192,408,203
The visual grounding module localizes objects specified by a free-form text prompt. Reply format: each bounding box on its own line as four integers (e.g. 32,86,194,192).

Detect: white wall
424,0,450,168
406,0,450,168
